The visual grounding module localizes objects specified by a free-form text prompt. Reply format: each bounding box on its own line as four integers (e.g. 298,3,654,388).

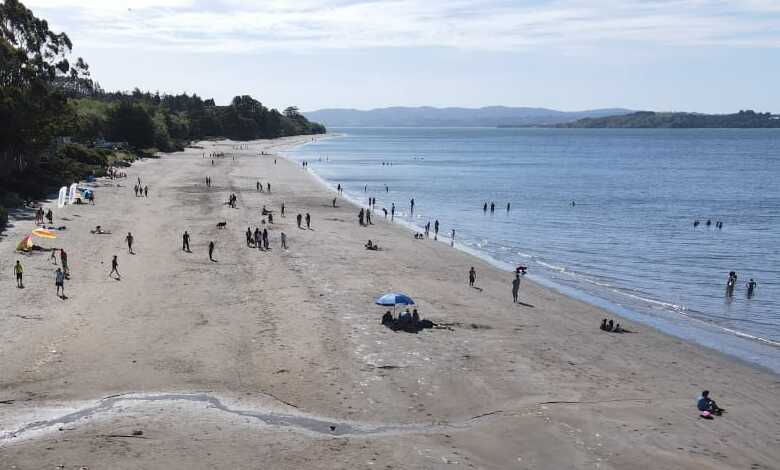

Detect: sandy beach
1,136,778,469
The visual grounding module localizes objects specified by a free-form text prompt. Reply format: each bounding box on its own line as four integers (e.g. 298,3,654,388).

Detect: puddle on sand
1,392,452,443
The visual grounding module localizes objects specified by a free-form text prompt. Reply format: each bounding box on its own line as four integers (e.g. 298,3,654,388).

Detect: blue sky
25,0,780,113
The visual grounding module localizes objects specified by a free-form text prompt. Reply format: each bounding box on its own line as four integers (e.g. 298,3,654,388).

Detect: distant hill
556,110,780,128
303,106,633,127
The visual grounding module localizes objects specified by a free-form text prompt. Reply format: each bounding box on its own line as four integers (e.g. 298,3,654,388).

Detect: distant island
550,110,780,129
303,106,633,127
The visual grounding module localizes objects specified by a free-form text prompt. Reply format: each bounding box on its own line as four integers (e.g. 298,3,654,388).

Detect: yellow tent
16,235,33,252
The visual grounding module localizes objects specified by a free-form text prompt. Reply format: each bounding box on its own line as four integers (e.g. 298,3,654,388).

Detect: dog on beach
216,221,227,229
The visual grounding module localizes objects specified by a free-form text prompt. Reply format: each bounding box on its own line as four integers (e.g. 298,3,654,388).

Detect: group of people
296,213,312,229
381,308,435,333
227,193,238,208
726,271,757,298
34,207,53,226
256,181,271,192
205,176,213,187
599,318,628,333
133,184,149,197
357,208,373,226
246,227,273,250
693,219,723,229
483,202,511,213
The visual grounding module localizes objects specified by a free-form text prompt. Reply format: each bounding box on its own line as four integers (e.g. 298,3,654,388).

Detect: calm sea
284,127,780,373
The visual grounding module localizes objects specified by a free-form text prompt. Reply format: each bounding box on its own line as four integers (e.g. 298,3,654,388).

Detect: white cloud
23,0,780,52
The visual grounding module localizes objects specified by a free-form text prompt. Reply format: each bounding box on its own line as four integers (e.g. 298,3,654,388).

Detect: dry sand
1,136,778,470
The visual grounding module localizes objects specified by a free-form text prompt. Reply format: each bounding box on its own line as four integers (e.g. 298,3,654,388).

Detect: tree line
0,0,325,227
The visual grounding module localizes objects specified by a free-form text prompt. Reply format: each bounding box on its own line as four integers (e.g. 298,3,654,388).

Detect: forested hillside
0,0,324,228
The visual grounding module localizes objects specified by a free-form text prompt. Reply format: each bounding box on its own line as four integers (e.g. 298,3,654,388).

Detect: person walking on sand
55,267,65,297
257,181,260,192
281,203,285,217
333,197,337,208
512,274,521,303
14,260,23,288
305,213,311,229
425,221,430,238
46,209,53,225
451,229,456,246
183,231,191,252
281,232,288,250
110,255,120,280
60,249,69,277
358,209,364,226
391,203,395,220
126,232,134,254
208,241,215,261
410,198,415,215
296,214,303,229
263,228,269,250
267,182,271,193
246,227,252,247
367,209,372,225
469,267,476,287
144,185,148,197
434,219,439,240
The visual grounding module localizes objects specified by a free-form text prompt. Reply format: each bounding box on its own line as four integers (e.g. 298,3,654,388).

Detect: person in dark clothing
305,213,311,229
183,231,191,252
512,274,521,303
208,241,215,261
469,267,476,287
697,390,724,416
297,214,303,228
434,220,439,240
110,255,120,279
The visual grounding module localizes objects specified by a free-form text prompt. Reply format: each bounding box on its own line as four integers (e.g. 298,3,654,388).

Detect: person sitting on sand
365,240,379,250
600,319,608,331
381,311,393,326
606,319,614,332
412,309,420,323
697,390,724,416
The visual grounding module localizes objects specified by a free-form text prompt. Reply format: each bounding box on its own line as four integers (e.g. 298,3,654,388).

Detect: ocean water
283,128,780,373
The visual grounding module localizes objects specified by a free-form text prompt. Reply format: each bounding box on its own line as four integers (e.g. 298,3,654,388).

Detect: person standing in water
451,229,455,246
468,267,476,287
746,279,757,298
410,198,415,215
490,202,495,213
512,274,521,303
391,203,395,220
483,203,487,213
507,202,510,212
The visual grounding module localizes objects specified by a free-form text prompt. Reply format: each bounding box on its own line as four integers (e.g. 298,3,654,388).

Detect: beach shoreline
284,133,780,375
1,136,778,469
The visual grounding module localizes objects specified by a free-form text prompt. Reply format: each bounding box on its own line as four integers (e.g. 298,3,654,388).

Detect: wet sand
1,136,778,469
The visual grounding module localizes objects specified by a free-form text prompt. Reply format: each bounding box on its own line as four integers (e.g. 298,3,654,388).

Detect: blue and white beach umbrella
375,293,415,308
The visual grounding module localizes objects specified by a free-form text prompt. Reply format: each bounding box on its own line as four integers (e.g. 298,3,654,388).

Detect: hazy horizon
25,0,780,114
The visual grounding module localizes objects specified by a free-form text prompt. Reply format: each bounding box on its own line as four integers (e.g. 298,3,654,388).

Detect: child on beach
55,267,65,297
15,260,23,288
